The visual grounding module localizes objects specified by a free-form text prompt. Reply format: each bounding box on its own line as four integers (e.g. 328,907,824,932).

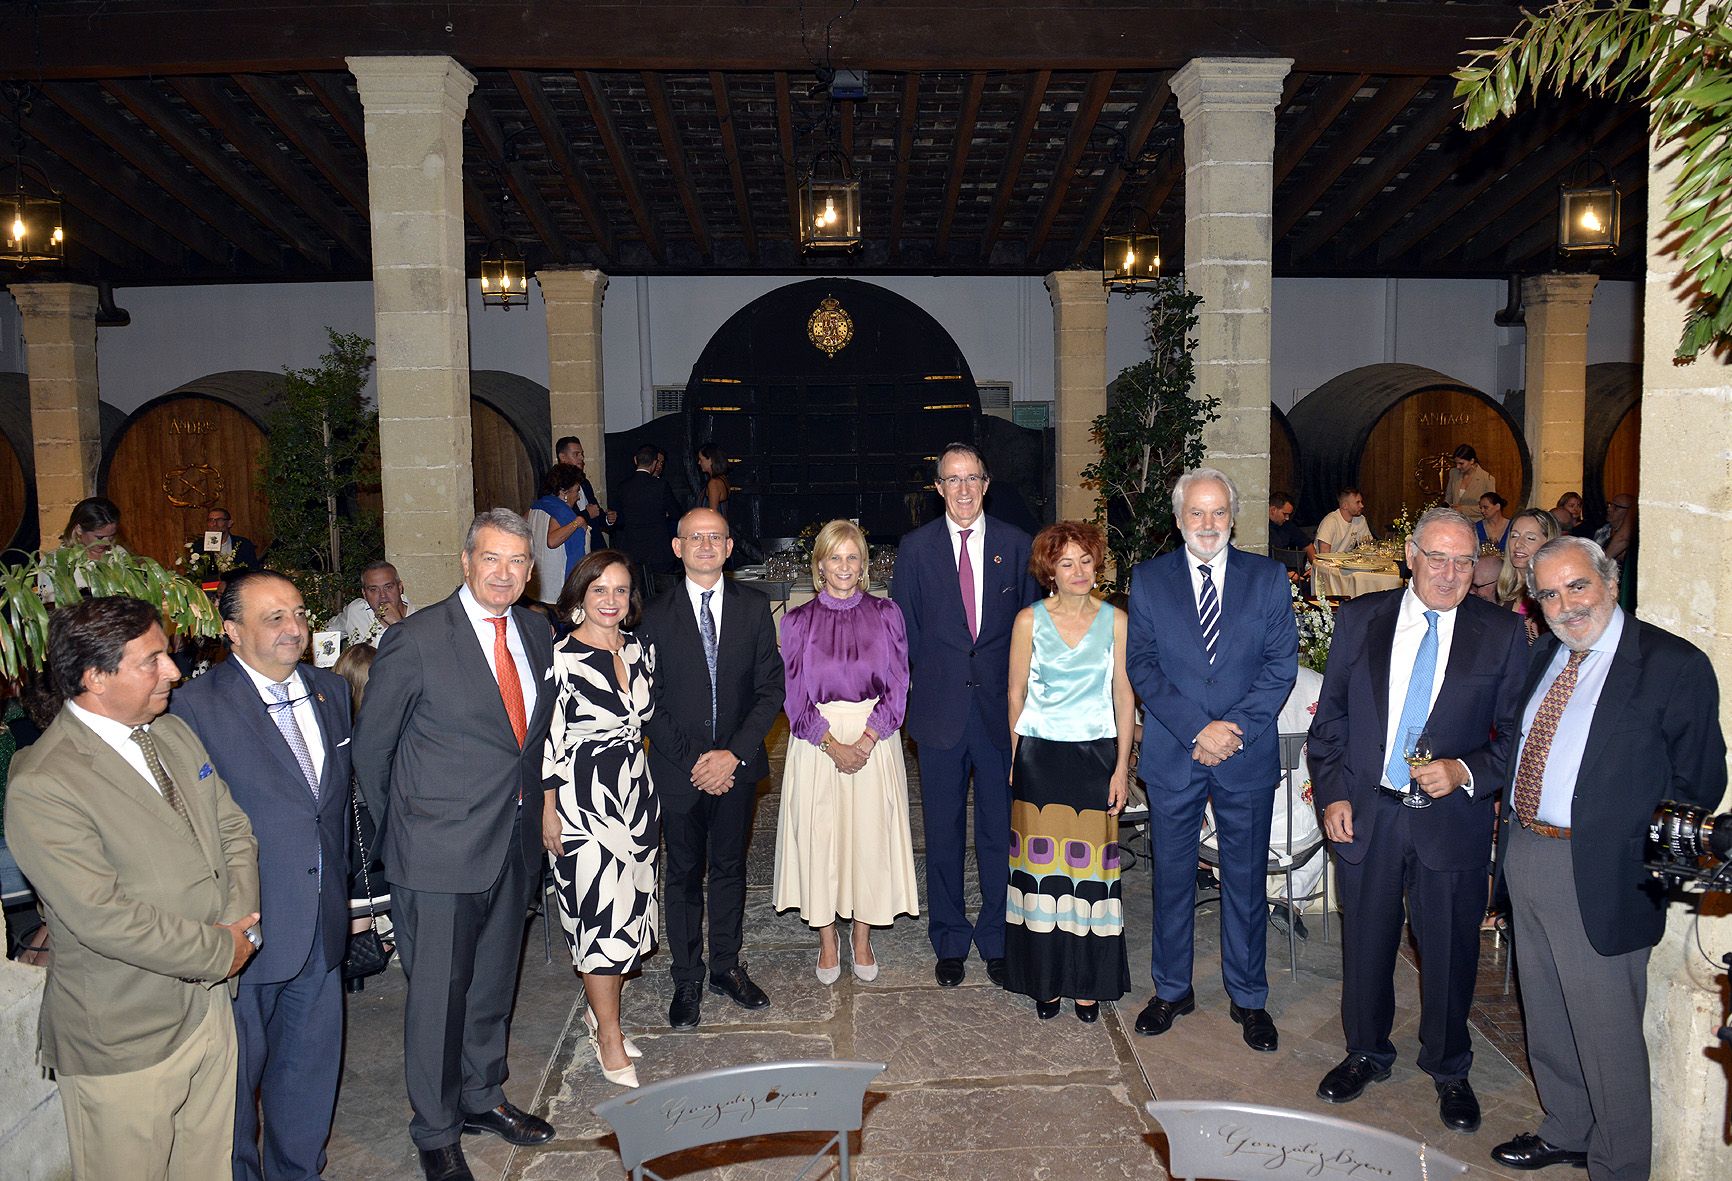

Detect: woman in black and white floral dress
541,549,657,1089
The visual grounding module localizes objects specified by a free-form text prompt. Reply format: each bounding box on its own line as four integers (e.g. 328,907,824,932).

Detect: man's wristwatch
243,925,261,949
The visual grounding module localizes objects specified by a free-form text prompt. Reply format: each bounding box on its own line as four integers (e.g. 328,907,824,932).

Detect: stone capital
9,282,99,323
535,267,610,305
348,54,475,117
1043,270,1107,304
1171,57,1293,118
1520,271,1600,309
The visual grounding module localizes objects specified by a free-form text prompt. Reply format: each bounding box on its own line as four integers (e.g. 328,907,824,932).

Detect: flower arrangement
173,538,243,583
1292,582,1335,673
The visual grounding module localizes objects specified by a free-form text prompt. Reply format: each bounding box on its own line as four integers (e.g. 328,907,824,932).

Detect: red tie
490,616,528,749
958,528,978,640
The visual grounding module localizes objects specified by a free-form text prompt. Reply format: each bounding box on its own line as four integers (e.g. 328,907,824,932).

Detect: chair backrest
1270,547,1308,575
1277,732,1307,774
594,1059,885,1179
1146,1100,1468,1180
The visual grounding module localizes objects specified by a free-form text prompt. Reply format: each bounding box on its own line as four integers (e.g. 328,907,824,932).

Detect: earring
570,606,586,626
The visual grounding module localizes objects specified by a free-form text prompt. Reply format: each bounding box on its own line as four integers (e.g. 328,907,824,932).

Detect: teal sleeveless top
1015,599,1117,742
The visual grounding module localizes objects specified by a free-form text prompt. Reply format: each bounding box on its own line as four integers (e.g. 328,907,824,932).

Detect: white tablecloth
1311,554,1404,599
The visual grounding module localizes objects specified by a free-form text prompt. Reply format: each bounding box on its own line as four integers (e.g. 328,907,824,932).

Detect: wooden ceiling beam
575,71,664,262
933,71,987,259
1026,70,1115,263
0,2,1543,79
980,69,1050,262
709,71,758,262
53,165,187,268
232,73,368,214
300,72,364,147
466,88,569,263
42,81,287,268
641,72,710,258
888,72,922,261
1068,72,1170,265
168,75,368,262
509,70,612,260
102,77,332,267
1286,85,1458,264
1274,73,1364,185
773,72,802,248
841,99,855,161
1273,75,1425,242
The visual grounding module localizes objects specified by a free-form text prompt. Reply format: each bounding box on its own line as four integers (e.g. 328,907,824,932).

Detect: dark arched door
685,279,979,543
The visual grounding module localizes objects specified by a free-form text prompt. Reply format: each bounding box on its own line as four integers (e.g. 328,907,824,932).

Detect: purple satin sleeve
781,595,910,746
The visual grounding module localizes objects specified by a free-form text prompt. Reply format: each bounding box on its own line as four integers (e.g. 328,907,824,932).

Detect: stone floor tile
852,987,1121,1085
617,947,842,1031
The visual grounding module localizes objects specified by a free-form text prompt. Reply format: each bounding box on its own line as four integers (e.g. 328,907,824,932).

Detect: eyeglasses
938,474,986,490
1417,550,1477,573
683,532,727,545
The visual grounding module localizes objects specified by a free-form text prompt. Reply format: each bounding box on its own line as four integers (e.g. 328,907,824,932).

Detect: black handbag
342,790,393,982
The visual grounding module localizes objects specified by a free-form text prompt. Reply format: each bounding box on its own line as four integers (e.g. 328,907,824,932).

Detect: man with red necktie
355,509,557,1181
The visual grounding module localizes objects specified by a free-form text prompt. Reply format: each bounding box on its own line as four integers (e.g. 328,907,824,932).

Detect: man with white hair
1126,468,1297,1052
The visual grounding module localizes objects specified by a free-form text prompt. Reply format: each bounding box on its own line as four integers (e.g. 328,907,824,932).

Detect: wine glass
1402,726,1434,809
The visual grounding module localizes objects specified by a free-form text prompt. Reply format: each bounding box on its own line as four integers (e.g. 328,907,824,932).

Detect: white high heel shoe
583,1005,641,1058
850,943,879,983
588,1031,639,1089
816,948,842,986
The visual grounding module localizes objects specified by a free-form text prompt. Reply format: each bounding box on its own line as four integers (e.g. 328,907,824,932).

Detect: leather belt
1522,820,1571,840
1373,785,1415,803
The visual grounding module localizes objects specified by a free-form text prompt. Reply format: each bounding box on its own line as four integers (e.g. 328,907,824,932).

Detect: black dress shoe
709,966,771,1010
985,957,1008,988
418,1144,476,1181
1035,998,1061,1020
1229,1003,1279,1052
1316,1053,1392,1103
1490,1132,1589,1170
669,980,703,1029
934,957,966,988
1437,1079,1481,1133
461,1101,554,1146
1075,1001,1099,1024
1133,991,1195,1036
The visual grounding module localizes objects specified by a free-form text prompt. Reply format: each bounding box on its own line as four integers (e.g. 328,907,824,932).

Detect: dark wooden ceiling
0,1,1645,287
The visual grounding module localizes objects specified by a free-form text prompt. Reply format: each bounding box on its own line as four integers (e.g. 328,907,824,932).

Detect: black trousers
663,783,757,984
393,811,532,1150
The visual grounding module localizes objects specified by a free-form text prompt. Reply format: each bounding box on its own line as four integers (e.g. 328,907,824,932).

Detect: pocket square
198,762,214,780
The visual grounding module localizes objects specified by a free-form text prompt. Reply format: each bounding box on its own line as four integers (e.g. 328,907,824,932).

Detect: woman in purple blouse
773,519,920,984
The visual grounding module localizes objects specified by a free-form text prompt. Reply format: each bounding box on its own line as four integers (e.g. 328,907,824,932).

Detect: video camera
1646,802,1732,887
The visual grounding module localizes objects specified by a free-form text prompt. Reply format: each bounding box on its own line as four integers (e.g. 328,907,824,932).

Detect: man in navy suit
171,570,352,1181
1127,468,1297,1050
1308,506,1529,1134
893,442,1038,988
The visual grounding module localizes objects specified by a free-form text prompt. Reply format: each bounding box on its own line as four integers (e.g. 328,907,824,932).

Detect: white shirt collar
1185,544,1231,577
945,514,986,542
231,655,304,700
65,697,146,747
458,582,509,624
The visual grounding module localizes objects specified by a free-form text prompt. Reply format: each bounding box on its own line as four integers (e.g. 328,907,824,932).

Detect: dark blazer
170,658,352,984
891,514,1038,750
611,468,682,575
230,535,260,570
640,578,785,812
1500,613,1726,956
353,590,556,894
1127,545,1299,793
1309,590,1529,870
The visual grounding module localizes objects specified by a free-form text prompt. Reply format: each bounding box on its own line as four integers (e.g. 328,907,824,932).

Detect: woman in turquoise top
1005,521,1134,1021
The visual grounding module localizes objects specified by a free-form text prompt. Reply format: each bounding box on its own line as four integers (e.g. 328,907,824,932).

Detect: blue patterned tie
1197,564,1220,665
269,681,320,799
699,588,718,741
1385,610,1439,789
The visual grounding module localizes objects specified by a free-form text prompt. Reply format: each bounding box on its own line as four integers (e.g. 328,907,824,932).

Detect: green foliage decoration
1454,0,1732,361
1082,277,1218,594
0,546,221,680
260,329,380,620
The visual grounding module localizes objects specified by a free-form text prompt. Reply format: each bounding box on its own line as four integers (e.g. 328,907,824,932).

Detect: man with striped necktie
1127,468,1298,1053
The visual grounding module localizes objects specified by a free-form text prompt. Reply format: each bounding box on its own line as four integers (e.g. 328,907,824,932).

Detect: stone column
1520,273,1598,509
1172,57,1291,553
10,283,101,548
537,268,610,498
1637,31,1732,1175
1044,270,1108,525
349,55,476,597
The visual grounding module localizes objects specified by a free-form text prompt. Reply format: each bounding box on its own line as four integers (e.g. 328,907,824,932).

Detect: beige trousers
58,988,238,1181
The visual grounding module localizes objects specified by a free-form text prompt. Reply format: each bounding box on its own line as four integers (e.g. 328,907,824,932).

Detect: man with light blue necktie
1307,506,1529,1134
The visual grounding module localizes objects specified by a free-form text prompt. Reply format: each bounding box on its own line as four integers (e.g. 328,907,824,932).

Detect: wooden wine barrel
1270,404,1299,504
2,372,126,556
1288,363,1531,534
1586,362,1639,519
470,371,551,515
99,371,282,567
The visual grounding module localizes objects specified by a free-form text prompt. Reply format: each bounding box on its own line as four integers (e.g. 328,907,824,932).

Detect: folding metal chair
1147,1100,1468,1180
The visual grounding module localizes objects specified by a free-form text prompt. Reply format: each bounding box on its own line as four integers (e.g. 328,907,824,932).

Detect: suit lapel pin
315,692,326,703
993,554,1002,565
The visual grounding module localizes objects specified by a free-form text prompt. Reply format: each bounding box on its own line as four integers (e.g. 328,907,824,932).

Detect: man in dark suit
1308,506,1529,1132
1127,468,1297,1051
556,435,615,538
892,442,1038,988
206,506,260,569
1490,537,1725,1179
612,444,682,597
170,570,352,1181
7,595,260,1179
641,506,786,1029
354,510,557,1181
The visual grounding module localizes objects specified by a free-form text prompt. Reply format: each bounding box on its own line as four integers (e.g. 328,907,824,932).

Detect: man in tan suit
6,596,260,1180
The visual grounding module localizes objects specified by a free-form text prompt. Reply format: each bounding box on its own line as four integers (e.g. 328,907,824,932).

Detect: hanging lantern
799,148,862,254
2,155,64,267
1558,158,1621,256
1101,207,1160,293
478,238,528,308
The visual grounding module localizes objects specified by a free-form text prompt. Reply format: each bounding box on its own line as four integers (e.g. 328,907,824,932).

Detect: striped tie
1512,649,1588,826
268,681,320,798
1197,564,1220,664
